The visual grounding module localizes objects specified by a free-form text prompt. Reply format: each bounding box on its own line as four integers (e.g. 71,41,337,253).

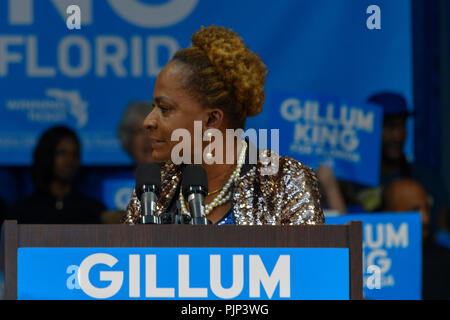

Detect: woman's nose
143,109,157,130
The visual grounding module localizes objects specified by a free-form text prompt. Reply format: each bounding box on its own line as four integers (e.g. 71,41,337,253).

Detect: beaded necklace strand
179,140,247,216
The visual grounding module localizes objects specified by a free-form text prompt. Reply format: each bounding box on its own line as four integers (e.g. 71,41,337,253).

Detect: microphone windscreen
135,163,162,197
181,164,208,196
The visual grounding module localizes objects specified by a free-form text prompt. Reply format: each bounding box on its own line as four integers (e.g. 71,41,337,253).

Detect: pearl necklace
179,140,247,216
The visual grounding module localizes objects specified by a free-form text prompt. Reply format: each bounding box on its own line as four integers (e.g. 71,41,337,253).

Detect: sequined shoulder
271,156,324,225
232,153,324,225
121,187,141,224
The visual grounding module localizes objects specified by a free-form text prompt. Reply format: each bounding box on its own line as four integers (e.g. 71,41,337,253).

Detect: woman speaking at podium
122,25,324,226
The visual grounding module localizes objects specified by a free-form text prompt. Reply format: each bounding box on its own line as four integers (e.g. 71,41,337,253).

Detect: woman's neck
200,137,241,193
203,162,235,194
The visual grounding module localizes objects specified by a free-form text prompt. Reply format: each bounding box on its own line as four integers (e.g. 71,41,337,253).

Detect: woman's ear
205,109,224,129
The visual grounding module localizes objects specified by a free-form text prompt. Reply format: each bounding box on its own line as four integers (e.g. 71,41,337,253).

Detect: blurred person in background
0,196,7,228
382,178,449,300
317,165,348,215
382,178,431,239
118,101,155,166
7,126,106,224
358,92,448,232
100,101,156,224
320,92,449,231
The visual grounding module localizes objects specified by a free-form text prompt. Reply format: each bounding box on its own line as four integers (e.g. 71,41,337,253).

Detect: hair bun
191,25,267,117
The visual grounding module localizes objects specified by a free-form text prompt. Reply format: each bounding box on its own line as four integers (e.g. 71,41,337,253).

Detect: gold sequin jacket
122,152,324,225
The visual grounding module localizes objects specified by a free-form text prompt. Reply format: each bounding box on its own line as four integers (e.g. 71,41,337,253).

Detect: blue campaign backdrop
17,247,349,300
326,212,422,300
0,0,412,168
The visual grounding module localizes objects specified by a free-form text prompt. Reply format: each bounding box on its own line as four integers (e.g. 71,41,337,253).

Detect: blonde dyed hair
172,25,267,128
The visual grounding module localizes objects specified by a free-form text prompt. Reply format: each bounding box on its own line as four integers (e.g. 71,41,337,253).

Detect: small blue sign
269,93,383,186
18,247,349,300
102,178,135,210
326,212,422,300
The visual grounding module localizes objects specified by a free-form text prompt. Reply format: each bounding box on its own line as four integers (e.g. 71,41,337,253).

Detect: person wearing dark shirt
0,196,8,228
8,126,105,224
382,178,450,300
323,93,449,226
362,93,448,231
422,233,450,300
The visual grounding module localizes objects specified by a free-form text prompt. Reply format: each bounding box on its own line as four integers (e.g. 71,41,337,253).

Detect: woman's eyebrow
155,96,177,106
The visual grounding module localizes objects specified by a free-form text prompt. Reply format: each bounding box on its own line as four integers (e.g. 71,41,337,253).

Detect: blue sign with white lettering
326,212,422,300
269,93,383,186
102,178,135,210
18,247,349,300
0,0,412,165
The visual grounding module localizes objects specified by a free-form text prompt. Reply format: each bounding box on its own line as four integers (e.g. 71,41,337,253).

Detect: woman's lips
150,139,166,148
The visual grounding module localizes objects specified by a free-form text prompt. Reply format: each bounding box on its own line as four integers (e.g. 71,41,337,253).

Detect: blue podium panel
18,247,349,300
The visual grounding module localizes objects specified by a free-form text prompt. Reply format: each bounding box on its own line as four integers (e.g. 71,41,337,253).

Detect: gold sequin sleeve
121,188,141,224
276,158,325,225
232,155,325,225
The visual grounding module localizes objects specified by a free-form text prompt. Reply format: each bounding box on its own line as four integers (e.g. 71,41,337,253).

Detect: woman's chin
151,150,171,163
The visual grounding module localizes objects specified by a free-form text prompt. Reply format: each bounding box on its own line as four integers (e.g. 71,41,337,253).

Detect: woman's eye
159,105,169,113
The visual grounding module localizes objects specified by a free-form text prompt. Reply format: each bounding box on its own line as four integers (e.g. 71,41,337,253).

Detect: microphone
135,163,161,224
159,201,191,224
181,165,210,225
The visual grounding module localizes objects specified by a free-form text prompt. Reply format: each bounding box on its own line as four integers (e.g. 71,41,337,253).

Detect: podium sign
18,247,349,300
1,221,363,300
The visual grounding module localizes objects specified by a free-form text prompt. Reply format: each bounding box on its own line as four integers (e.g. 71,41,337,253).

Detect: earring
206,132,213,160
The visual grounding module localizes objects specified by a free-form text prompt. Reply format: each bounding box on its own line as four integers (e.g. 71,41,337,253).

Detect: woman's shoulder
255,151,318,182
234,150,324,225
257,153,321,201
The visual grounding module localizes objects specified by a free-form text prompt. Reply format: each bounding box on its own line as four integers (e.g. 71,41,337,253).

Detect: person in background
317,165,348,215
99,101,156,224
118,101,155,166
7,126,106,224
321,92,449,229
382,178,431,239
359,92,448,231
381,178,449,300
0,196,8,228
